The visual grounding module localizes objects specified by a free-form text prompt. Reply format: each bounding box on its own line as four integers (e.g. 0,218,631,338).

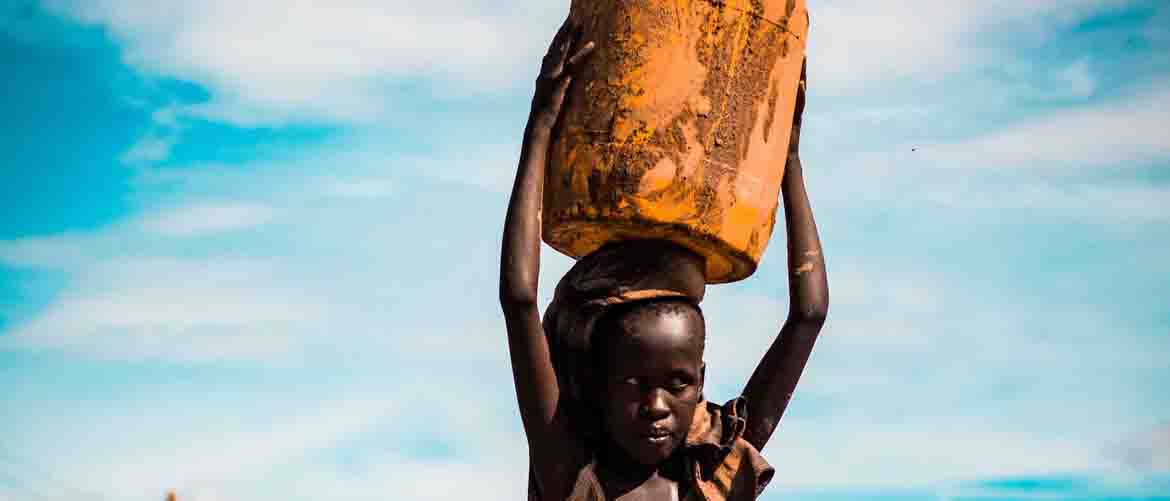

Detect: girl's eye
668,380,689,391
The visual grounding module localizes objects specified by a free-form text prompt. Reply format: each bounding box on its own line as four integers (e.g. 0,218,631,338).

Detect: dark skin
594,303,706,500
500,21,827,501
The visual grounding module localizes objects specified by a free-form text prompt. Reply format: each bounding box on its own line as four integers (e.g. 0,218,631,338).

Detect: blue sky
1,0,1168,500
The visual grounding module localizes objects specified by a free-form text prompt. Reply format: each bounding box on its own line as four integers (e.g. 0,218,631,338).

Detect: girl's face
598,305,705,466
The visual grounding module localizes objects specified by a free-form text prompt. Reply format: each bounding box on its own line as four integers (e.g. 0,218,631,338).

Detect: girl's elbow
793,300,828,326
499,283,539,309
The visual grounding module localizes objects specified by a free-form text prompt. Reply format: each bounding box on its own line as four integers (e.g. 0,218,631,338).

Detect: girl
500,21,827,501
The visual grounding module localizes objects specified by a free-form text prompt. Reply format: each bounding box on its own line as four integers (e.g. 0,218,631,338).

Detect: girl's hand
528,20,595,133
785,58,807,176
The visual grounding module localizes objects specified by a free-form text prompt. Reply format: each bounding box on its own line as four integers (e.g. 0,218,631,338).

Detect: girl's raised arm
499,20,593,498
741,61,830,451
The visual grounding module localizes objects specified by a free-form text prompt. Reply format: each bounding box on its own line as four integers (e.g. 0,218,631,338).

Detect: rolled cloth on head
543,239,707,365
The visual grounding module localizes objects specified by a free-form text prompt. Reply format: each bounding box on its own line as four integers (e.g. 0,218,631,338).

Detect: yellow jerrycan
542,0,809,283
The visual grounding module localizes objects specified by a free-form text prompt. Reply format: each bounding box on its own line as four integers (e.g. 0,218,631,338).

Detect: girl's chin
627,438,679,465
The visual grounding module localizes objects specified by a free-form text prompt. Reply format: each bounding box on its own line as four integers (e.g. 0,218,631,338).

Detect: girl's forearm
739,161,828,450
740,64,829,449
780,156,828,322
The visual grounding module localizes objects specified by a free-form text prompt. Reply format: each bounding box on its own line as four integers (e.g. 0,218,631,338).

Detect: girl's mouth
642,428,672,443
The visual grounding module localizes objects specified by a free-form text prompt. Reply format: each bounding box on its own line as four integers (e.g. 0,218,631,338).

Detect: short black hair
556,297,705,447
589,297,705,370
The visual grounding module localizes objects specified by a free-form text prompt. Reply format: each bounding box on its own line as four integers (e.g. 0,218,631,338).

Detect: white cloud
910,82,1170,169
1117,423,1170,473
120,132,176,164
137,202,278,237
43,0,565,125
2,342,532,499
0,230,95,270
41,0,1139,125
121,104,184,164
695,247,1170,489
2,144,1166,499
16,391,410,500
431,144,520,193
807,0,1134,94
1057,58,1097,99
4,1,1167,499
767,427,1102,489
5,118,1167,496
803,81,1170,219
922,182,1170,223
0,448,104,501
324,178,395,199
1,256,329,362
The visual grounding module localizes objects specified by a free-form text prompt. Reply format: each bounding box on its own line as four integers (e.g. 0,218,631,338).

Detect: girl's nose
639,388,671,420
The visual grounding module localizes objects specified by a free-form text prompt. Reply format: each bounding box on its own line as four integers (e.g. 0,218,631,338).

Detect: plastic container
542,0,809,283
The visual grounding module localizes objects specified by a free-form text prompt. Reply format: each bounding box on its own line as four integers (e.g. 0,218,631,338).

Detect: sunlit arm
741,64,829,451
499,21,594,500
500,117,559,419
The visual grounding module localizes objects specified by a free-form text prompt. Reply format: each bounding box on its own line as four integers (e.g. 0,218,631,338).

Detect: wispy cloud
42,0,566,125
137,202,278,237
4,113,1166,493
920,182,1170,223
0,256,328,362
120,133,175,164
323,178,396,200
807,0,1136,94
806,80,1170,220
5,135,1168,501
1057,58,1097,100
120,104,183,165
4,1,1167,499
16,391,411,500
41,0,1144,125
1116,423,1170,473
909,81,1170,169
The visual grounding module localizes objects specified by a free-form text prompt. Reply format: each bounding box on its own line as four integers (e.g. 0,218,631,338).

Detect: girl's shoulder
685,397,775,501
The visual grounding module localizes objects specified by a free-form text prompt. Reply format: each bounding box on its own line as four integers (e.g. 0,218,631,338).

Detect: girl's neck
595,441,688,495
597,442,653,481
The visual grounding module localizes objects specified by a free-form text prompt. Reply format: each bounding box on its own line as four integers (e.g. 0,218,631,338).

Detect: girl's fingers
550,19,573,52
791,58,807,126
540,20,577,78
556,75,573,95
540,21,594,82
564,41,596,71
